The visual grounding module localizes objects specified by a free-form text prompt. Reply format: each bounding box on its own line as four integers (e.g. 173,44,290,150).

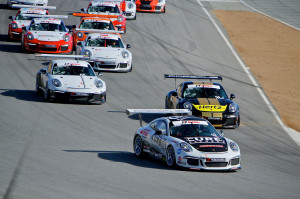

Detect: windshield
29,23,66,32
183,85,228,99
80,21,114,30
16,14,34,20
86,38,124,48
88,6,120,14
52,65,95,76
170,122,220,138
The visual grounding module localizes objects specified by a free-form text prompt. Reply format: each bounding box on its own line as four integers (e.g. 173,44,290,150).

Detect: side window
150,121,157,130
177,83,183,97
156,120,167,135
47,62,53,74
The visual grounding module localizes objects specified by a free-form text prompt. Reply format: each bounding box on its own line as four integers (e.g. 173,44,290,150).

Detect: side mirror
171,92,178,97
230,94,236,100
41,69,47,74
9,16,13,20
81,8,85,13
219,130,224,137
155,130,162,135
22,27,27,31
126,44,131,49
72,25,76,29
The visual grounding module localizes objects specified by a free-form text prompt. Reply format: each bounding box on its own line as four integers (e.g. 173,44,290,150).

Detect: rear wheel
35,76,41,95
166,146,176,167
133,135,144,158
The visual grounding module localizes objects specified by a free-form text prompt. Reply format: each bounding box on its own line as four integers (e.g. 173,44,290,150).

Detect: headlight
230,142,239,152
84,50,92,57
180,142,193,152
27,33,34,40
122,51,129,59
95,80,103,88
11,23,18,29
228,103,238,112
52,79,61,87
63,34,70,42
117,16,123,22
183,101,192,110
127,3,134,9
77,31,84,38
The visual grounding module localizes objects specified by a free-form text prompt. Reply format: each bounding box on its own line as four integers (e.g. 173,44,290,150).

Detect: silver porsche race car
35,54,106,104
127,109,241,171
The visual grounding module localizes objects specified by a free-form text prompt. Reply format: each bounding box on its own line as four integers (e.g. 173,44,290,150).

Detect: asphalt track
0,0,299,199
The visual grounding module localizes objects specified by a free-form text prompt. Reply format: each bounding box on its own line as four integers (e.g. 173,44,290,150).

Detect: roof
81,17,112,22
33,18,61,24
20,8,47,15
88,33,120,40
52,60,90,67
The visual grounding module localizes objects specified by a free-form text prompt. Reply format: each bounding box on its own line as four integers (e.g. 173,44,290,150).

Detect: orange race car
75,1,127,32
72,17,118,47
136,0,165,13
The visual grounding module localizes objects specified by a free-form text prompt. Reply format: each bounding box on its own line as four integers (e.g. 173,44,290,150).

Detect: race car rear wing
74,29,124,34
35,54,90,59
73,13,119,18
12,4,56,9
22,14,68,19
164,74,222,88
126,109,192,126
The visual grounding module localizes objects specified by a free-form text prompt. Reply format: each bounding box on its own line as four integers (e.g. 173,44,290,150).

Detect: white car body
124,0,136,19
11,8,47,30
76,33,132,72
7,0,48,7
36,59,106,104
132,115,241,171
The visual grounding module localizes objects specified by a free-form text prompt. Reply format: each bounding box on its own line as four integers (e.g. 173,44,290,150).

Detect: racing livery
21,16,73,53
8,7,49,41
75,1,127,33
76,33,132,72
124,0,136,20
36,55,106,104
165,75,240,128
7,0,48,7
128,110,241,171
135,0,165,13
72,17,117,47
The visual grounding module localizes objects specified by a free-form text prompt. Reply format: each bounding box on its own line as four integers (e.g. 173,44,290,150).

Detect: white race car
36,54,106,104
128,109,241,171
7,0,48,8
76,33,132,72
124,0,136,19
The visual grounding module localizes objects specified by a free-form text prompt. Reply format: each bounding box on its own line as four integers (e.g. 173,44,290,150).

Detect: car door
151,119,168,156
40,62,52,90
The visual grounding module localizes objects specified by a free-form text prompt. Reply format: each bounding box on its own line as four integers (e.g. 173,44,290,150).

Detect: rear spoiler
164,74,222,88
126,109,192,126
22,14,68,19
12,4,56,9
73,12,119,18
75,29,124,34
35,54,90,59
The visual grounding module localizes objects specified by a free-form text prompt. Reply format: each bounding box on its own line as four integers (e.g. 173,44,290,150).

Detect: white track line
197,0,300,146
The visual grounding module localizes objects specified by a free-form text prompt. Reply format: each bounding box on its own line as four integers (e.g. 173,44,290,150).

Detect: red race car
136,0,165,13
21,16,73,53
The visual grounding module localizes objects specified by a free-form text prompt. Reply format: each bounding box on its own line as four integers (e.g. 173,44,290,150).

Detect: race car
127,109,241,171
7,0,48,8
135,0,165,13
76,33,132,72
21,15,73,53
124,0,137,19
164,75,240,128
72,17,118,47
8,7,50,41
75,1,127,33
35,54,106,104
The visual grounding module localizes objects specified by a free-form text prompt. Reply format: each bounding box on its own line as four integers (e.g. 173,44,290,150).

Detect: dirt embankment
213,10,300,132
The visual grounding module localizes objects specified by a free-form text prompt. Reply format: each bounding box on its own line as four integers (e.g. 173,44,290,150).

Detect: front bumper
24,40,72,53
49,90,106,104
136,3,165,12
91,60,131,72
124,11,136,19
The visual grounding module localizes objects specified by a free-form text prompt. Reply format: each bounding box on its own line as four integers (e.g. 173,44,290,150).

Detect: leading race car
135,0,165,13
8,7,50,41
35,54,106,104
76,32,132,72
165,75,240,128
128,109,241,171
7,0,48,8
75,1,127,33
21,15,73,53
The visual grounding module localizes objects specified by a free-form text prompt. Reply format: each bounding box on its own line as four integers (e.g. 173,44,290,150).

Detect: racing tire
21,32,25,52
133,14,136,20
44,84,50,102
133,135,145,158
165,97,169,109
166,146,176,167
127,64,132,72
35,77,41,95
163,6,166,13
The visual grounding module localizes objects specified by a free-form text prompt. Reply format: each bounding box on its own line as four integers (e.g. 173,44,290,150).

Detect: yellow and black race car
164,75,240,128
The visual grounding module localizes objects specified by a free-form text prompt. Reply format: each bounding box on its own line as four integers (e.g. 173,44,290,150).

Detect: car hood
88,47,124,59
180,136,228,152
15,20,31,28
187,98,232,112
53,75,98,89
31,31,65,41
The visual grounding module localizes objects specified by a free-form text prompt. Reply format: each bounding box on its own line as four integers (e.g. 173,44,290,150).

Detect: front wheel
44,84,50,102
36,76,41,95
166,146,176,167
133,135,144,158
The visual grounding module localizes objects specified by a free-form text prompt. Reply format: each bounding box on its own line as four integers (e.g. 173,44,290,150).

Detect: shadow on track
0,89,44,102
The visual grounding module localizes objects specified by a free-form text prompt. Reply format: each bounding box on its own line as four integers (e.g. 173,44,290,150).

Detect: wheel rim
134,136,142,155
166,147,175,166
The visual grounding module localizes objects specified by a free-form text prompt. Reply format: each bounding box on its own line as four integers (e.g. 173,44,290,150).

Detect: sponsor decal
198,145,223,148
178,161,186,165
140,129,150,136
173,120,208,126
193,104,227,112
206,158,226,162
185,137,225,144
177,148,182,154
152,135,166,150
178,156,182,162
188,84,220,89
